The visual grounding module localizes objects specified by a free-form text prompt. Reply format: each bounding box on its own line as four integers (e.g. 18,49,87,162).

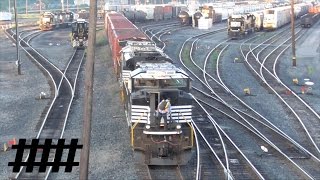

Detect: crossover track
176,22,320,179
5,29,85,179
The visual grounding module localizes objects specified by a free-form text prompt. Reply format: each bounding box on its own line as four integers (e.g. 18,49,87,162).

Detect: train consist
71,19,89,48
106,4,186,23
178,3,266,27
263,4,309,30
105,12,194,165
227,14,256,39
226,3,310,38
39,11,74,31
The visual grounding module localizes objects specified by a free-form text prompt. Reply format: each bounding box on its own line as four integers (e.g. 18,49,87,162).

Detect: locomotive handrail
131,112,147,147
186,121,194,147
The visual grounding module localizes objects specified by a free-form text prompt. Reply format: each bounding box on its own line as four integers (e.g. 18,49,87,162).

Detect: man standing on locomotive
157,98,171,130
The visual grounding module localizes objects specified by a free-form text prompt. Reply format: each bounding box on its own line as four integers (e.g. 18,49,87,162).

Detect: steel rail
244,28,320,155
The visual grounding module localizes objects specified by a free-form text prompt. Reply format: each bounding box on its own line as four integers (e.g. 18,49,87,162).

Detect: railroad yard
1,5,320,180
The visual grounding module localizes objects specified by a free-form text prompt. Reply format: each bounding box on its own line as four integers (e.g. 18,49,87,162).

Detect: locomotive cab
228,14,255,39
71,19,89,48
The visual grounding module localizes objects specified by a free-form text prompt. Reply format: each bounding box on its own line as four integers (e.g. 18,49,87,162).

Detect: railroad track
173,22,320,178
142,22,189,50
5,28,85,179
239,23,320,178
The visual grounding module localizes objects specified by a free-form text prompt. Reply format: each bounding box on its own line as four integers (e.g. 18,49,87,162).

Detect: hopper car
228,14,256,39
105,12,194,165
301,13,320,27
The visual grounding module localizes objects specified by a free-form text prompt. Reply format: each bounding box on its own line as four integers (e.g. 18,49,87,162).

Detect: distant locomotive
39,11,74,31
106,12,194,165
71,19,89,48
228,14,255,39
39,12,56,31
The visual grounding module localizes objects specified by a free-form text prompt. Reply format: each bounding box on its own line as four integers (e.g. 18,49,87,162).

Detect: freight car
301,13,320,27
252,11,264,31
263,6,291,30
71,19,89,48
105,12,194,165
105,12,147,77
228,14,255,39
263,4,309,30
294,3,310,18
121,10,147,23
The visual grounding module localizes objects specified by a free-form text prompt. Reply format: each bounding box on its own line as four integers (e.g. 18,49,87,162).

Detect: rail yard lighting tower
291,0,296,67
62,0,64,11
14,0,21,75
26,0,28,15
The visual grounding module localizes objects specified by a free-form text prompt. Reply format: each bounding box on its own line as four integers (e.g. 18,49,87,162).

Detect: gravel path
0,30,50,179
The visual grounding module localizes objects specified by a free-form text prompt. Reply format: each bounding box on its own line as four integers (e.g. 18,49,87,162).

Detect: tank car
228,14,255,39
71,19,89,48
39,12,56,31
120,41,194,165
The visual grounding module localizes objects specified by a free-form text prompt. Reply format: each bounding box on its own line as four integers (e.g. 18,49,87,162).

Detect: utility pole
79,0,97,179
62,0,64,11
26,0,28,15
290,0,296,67
9,0,11,13
14,0,21,75
39,0,42,14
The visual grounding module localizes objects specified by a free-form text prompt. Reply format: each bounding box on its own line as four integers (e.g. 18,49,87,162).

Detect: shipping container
198,17,212,29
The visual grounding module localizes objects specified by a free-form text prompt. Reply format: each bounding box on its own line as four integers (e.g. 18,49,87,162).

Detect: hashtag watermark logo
8,139,83,173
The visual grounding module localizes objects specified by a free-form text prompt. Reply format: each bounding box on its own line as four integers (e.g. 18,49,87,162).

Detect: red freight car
105,12,148,78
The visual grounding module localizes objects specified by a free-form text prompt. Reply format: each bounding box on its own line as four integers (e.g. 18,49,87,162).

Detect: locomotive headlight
176,124,181,130
146,124,151,129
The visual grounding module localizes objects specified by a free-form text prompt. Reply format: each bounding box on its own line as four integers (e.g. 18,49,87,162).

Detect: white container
134,5,155,20
198,18,212,29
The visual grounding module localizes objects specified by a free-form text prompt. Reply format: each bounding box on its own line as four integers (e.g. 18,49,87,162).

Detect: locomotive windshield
133,78,188,89
72,21,88,33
